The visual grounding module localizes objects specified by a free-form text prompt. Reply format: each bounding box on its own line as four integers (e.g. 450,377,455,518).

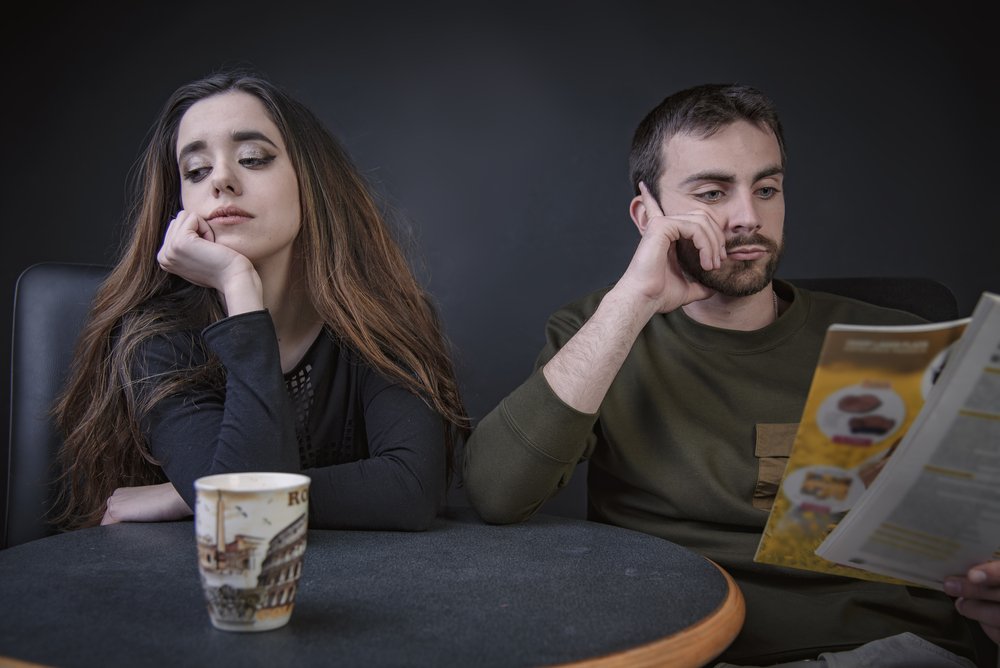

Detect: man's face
656,120,785,297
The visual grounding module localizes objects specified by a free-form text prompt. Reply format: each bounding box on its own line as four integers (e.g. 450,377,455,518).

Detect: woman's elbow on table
395,499,439,531
376,466,444,531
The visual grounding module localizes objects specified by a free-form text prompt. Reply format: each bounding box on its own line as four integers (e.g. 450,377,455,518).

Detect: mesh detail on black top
285,363,318,468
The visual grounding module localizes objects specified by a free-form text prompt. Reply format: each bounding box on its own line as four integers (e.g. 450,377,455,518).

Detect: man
463,84,998,666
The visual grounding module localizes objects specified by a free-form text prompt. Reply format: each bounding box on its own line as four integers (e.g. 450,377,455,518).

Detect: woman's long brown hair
52,70,470,530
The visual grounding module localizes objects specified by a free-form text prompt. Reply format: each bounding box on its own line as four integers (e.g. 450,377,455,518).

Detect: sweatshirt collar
661,279,810,354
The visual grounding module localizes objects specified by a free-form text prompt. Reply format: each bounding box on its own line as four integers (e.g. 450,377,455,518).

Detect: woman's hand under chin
156,209,263,316
101,482,193,525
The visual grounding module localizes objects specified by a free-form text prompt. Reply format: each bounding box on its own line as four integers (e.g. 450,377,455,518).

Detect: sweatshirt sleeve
140,310,300,510
463,302,603,524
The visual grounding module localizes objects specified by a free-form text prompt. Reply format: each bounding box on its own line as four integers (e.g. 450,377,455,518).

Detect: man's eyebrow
680,171,735,186
753,165,784,182
177,130,279,161
679,165,784,186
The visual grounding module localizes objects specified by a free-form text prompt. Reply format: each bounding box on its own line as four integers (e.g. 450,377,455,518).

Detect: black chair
785,276,960,322
4,262,110,549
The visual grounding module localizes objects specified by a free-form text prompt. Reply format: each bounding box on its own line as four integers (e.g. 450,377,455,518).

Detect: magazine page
815,292,1000,590
754,314,970,584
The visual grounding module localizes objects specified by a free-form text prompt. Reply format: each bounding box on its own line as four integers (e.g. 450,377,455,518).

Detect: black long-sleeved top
137,310,447,530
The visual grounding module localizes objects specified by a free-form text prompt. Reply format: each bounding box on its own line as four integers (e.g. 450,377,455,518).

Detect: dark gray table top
0,507,733,667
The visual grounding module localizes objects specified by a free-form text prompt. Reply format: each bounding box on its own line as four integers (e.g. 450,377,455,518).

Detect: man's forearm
542,288,658,414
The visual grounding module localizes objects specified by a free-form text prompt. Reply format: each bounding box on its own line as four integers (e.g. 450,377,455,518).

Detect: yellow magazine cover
754,318,969,584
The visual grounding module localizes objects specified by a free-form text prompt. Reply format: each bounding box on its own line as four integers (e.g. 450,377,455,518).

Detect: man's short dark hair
629,84,786,197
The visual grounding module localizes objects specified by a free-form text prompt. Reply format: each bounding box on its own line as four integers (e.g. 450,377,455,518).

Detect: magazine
753,293,1000,587
815,292,1000,589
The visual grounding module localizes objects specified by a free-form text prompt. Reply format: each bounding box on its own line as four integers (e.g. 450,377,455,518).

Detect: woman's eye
240,155,275,169
182,167,210,183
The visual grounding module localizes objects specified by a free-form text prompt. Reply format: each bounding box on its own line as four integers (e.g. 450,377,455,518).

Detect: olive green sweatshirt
464,280,980,664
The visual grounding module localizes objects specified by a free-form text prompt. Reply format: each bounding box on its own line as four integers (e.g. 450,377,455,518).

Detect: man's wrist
601,285,661,330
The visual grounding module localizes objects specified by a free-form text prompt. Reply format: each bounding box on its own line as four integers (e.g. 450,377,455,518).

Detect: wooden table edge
556,558,745,668
0,657,51,668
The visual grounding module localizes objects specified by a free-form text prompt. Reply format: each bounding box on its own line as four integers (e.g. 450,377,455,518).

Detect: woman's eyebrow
178,140,206,161
231,130,278,148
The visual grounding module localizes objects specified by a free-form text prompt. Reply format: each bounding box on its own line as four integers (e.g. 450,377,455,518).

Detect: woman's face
175,91,301,268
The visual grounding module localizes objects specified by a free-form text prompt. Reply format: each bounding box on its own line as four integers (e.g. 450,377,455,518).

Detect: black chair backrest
785,276,960,323
5,262,110,549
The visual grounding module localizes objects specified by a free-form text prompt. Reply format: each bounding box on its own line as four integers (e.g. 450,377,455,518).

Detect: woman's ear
629,195,648,234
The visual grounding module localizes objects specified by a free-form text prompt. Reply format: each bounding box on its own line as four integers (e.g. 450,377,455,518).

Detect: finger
692,224,723,271
688,210,726,269
651,214,724,272
671,210,727,270
158,211,187,257
697,215,726,270
176,210,202,236
100,501,119,526
638,181,666,220
951,581,1000,602
946,563,1000,599
635,181,727,270
157,217,178,268
970,561,1000,584
159,211,209,269
955,597,1000,629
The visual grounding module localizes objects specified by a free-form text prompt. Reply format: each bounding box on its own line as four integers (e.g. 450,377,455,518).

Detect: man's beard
676,232,784,297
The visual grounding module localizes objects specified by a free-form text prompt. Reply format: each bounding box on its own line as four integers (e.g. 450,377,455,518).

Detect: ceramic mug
194,472,311,632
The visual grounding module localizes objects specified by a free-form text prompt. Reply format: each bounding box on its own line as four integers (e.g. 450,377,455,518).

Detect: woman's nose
211,163,242,196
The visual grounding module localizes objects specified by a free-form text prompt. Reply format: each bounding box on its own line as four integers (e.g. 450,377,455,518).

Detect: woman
53,69,469,531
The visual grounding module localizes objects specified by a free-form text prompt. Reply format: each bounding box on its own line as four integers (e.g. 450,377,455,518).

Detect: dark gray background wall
3,1,996,519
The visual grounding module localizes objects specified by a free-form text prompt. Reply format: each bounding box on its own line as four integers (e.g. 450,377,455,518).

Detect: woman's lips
209,215,253,225
207,207,254,225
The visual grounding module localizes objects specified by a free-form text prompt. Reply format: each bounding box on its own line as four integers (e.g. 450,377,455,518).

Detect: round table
0,507,743,667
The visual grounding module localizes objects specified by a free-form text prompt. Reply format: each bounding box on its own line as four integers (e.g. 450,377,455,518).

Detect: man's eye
758,186,779,199
696,190,724,202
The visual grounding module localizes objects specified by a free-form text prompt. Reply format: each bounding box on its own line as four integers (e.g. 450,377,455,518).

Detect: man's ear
629,195,648,234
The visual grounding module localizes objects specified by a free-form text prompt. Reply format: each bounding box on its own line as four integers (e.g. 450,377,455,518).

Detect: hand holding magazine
755,291,1000,590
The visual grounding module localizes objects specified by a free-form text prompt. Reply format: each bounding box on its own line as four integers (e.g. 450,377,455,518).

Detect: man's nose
725,191,761,235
